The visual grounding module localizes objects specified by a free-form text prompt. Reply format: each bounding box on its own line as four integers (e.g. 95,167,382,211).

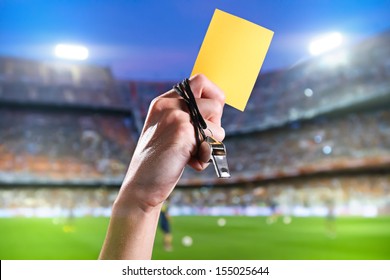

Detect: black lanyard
174,78,207,145
173,79,231,178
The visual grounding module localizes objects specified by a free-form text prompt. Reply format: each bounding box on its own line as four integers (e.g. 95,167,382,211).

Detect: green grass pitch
0,216,389,259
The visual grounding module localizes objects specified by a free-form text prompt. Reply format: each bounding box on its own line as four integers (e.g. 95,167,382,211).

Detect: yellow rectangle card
191,9,274,111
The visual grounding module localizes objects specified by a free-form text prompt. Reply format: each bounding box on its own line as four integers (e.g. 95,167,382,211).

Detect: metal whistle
206,136,231,178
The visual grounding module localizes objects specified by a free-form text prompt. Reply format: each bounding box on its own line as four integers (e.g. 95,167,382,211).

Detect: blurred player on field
266,197,281,224
325,196,337,238
159,200,173,251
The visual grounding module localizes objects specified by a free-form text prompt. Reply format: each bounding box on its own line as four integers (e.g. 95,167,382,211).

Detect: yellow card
191,9,274,111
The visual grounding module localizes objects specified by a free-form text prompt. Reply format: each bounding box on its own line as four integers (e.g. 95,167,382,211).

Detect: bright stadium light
54,44,89,60
309,32,343,56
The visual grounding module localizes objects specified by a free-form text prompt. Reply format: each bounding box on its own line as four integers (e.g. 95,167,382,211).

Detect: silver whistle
206,136,231,178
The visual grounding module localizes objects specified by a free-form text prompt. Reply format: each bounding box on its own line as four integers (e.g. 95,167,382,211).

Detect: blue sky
0,0,389,81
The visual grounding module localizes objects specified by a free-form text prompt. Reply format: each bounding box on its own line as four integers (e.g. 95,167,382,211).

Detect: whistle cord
173,78,207,145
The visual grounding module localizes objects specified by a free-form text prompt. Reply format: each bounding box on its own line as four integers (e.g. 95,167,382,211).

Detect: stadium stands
1,172,389,217
180,109,390,185
0,108,136,184
0,57,138,185
0,30,389,217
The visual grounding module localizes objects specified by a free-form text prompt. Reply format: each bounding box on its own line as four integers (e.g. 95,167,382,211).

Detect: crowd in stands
0,30,389,187
1,173,389,217
1,106,388,185
0,187,116,218
180,109,390,185
0,108,136,183
171,173,390,217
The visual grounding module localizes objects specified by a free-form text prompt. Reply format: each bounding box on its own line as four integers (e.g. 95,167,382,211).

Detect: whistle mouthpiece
206,136,231,178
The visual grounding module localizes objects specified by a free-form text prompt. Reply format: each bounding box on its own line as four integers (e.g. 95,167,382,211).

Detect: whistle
206,136,231,178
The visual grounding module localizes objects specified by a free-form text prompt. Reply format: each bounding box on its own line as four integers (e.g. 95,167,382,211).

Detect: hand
118,74,226,211
99,74,225,259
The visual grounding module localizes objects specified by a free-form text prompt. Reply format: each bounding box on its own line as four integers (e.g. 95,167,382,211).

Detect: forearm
99,197,162,260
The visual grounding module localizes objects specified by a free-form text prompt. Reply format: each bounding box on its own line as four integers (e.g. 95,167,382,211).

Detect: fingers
198,141,212,163
147,98,225,141
196,98,223,126
187,121,225,172
204,120,225,142
147,74,226,173
159,74,225,105
188,142,211,171
158,88,179,99
150,96,223,128
189,74,225,105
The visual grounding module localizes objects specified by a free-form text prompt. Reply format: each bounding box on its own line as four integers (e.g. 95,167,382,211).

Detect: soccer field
0,216,389,260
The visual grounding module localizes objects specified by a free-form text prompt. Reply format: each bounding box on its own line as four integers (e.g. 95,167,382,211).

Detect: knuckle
219,91,226,103
219,126,225,140
192,73,207,83
203,99,223,120
175,122,194,140
164,108,185,124
213,99,224,115
149,97,168,114
213,87,226,104
213,126,225,141
164,109,193,135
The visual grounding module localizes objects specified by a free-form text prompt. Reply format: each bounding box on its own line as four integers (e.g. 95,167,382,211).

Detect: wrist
100,193,162,260
113,181,165,216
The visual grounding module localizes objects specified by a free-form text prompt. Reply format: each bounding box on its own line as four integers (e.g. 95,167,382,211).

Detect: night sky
0,0,389,81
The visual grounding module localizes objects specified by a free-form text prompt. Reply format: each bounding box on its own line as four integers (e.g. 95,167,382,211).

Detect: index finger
189,74,226,105
158,74,226,104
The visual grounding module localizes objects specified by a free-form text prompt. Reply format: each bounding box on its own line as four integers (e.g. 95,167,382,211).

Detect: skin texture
99,74,226,259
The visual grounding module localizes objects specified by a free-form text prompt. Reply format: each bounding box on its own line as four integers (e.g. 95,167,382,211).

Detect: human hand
99,74,225,260
117,74,226,211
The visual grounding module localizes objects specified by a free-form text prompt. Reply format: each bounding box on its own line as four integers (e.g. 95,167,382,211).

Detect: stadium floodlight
309,32,343,56
54,44,89,60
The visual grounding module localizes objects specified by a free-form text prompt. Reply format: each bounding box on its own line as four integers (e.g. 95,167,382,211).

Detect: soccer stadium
0,25,389,259
0,1,390,260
